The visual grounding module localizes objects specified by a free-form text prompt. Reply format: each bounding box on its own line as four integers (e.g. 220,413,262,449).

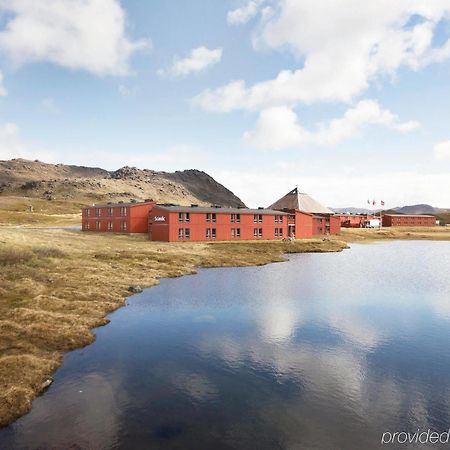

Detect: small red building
81,200,156,233
148,205,289,242
337,213,377,228
382,214,436,227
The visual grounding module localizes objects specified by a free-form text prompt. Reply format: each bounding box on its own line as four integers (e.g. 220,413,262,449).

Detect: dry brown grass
336,226,450,242
0,226,348,427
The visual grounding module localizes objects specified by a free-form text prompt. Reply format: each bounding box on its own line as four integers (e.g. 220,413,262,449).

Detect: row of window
84,207,128,217
177,227,284,240
83,221,127,231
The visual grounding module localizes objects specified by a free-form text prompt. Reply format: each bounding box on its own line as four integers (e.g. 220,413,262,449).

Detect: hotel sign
154,216,166,222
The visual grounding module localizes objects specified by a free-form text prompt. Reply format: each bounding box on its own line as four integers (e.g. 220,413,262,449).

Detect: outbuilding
382,214,436,227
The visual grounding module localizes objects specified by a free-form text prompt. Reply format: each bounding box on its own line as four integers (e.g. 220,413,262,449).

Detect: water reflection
1,241,450,449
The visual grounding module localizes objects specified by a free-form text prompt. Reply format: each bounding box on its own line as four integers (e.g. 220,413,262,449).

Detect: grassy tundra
0,197,349,427
1,195,449,427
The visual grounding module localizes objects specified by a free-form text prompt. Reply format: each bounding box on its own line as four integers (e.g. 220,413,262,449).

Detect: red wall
294,211,314,238
330,215,341,234
382,215,436,227
149,207,289,242
81,202,155,233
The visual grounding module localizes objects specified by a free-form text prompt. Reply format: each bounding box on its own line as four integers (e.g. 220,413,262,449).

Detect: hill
0,159,245,207
330,207,375,214
392,204,449,215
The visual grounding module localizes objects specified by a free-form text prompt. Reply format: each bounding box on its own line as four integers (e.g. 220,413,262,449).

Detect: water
1,241,450,450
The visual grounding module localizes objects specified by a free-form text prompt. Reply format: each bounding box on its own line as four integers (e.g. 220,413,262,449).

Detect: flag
373,200,376,206
381,200,385,206
367,199,370,205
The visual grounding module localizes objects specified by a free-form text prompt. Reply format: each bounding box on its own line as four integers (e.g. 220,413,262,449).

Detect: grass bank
336,226,450,242
0,226,348,427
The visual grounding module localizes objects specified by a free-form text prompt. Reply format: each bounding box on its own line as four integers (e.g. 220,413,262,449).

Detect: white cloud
434,140,450,160
118,84,138,99
227,0,264,25
0,71,7,96
158,46,222,78
214,168,450,209
0,122,55,161
41,97,61,115
196,1,450,112
0,0,149,76
244,100,419,150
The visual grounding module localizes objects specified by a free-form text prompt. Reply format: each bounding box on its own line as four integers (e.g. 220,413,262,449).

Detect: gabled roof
269,187,334,215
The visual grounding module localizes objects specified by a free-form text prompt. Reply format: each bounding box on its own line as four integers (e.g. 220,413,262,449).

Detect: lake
1,241,450,449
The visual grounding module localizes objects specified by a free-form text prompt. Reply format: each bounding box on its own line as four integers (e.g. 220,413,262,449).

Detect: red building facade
148,205,289,242
81,201,155,233
81,187,341,241
382,214,436,227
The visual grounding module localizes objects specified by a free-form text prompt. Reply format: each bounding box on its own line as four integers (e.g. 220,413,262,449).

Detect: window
258,215,263,223
85,222,90,230
108,221,113,231
253,214,258,223
178,228,184,239
279,228,283,237
95,208,100,217
275,215,283,224
185,213,190,223
206,228,211,239
120,221,127,231
231,228,240,238
231,214,240,223
86,209,91,217
231,228,236,237
120,207,127,217
212,228,216,238
212,213,216,223
259,228,263,237
236,228,240,237
185,228,190,239
231,214,235,223
96,221,101,230
107,208,113,217
253,228,258,237
178,212,183,222
275,228,279,237
236,214,240,223
206,213,211,223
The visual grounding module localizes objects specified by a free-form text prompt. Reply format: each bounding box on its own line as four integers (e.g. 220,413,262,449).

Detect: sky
0,0,450,208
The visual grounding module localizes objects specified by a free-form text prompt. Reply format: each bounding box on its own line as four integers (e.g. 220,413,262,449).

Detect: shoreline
0,227,347,428
1,224,449,428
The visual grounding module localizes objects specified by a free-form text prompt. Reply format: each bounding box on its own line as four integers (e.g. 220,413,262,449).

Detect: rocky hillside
0,159,245,207
392,204,449,215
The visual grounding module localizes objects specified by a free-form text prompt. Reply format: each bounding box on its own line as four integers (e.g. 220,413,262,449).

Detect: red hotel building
81,187,341,241
382,214,436,227
149,205,289,242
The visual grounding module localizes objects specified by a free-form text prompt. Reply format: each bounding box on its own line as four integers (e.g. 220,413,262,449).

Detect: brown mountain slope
0,159,245,207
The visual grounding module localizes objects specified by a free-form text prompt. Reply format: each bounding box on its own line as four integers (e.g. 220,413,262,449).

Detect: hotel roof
154,205,289,215
269,187,334,214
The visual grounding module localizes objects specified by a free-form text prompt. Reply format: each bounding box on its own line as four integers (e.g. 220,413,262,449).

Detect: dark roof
154,205,289,215
82,201,155,208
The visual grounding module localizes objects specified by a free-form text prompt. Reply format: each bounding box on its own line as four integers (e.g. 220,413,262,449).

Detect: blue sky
0,0,450,208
